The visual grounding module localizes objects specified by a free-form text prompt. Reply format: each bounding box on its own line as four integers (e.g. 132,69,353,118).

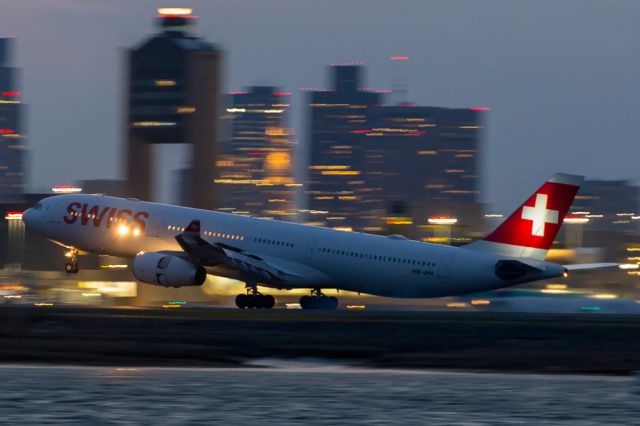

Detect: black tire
300,296,339,310
235,294,247,309
254,295,265,309
300,295,311,309
327,296,339,310
245,295,255,309
263,295,275,309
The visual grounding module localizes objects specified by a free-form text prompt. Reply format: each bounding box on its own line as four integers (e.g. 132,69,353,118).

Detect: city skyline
0,38,26,197
217,85,298,220
305,64,483,237
2,0,640,210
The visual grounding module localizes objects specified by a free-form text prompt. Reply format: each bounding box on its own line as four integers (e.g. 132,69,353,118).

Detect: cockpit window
33,202,44,210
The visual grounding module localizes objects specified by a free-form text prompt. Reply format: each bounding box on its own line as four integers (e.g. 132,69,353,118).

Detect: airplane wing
563,263,618,271
173,220,301,285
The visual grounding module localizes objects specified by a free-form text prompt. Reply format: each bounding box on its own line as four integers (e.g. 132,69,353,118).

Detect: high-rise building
306,65,483,240
306,65,381,229
216,86,297,220
125,8,223,209
363,105,482,240
0,38,26,199
570,179,640,232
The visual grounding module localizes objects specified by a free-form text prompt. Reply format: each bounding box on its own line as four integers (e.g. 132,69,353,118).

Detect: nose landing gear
64,248,79,274
300,288,338,310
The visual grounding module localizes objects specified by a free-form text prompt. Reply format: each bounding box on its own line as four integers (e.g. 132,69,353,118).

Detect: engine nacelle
133,252,206,287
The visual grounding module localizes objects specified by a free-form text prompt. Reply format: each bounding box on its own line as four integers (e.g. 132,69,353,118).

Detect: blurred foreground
0,365,636,424
2,306,640,375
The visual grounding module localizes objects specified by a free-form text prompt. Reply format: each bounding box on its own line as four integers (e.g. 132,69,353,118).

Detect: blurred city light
4,211,23,220
590,293,619,299
428,216,458,225
546,284,568,290
52,185,82,194
157,8,193,16
618,263,639,270
564,216,589,224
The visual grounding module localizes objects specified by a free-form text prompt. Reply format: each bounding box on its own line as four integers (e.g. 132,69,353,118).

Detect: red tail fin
467,173,583,260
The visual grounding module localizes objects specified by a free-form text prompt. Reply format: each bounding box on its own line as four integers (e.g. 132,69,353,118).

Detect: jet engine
133,252,206,287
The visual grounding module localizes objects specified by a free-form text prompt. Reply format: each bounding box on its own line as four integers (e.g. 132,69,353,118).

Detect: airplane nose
22,208,34,226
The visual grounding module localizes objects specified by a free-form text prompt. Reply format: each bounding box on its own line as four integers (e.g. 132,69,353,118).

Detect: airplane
22,173,613,309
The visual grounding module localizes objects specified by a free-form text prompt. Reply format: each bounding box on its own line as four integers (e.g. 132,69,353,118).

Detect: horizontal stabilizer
563,263,618,271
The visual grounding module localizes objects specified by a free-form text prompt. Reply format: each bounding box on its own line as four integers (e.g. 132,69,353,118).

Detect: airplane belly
331,252,502,298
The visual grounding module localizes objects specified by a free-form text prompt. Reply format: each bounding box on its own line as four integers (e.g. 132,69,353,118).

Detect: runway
1,305,639,374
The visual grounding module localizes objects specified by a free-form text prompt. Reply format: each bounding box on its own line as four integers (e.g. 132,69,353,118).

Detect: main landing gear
64,248,79,274
235,280,275,309
235,292,275,309
299,288,338,310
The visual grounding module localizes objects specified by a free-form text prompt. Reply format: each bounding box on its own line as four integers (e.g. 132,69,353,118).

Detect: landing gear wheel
300,290,338,310
300,295,311,310
65,262,78,274
235,293,275,309
235,294,248,309
262,295,275,309
254,295,265,309
326,296,338,310
245,295,256,309
64,248,79,274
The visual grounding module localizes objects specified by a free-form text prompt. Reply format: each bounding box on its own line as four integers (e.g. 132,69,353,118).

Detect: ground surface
1,305,639,374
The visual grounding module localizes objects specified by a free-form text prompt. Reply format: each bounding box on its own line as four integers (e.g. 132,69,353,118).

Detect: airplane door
305,240,317,261
437,254,454,279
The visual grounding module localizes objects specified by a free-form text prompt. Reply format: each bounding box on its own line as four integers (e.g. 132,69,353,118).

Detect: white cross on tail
521,193,559,237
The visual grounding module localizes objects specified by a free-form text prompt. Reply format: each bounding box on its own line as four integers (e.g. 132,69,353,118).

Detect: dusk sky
3,0,640,210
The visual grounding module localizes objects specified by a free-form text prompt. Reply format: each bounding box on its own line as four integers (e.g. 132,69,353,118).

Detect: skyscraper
125,8,223,209
0,38,26,199
363,105,482,236
306,65,381,229
217,86,297,220
306,65,483,240
570,179,640,232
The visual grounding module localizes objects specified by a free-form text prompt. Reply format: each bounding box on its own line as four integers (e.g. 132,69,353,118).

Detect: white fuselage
23,194,565,298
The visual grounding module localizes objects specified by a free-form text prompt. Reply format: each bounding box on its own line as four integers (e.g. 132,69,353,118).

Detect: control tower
125,8,223,209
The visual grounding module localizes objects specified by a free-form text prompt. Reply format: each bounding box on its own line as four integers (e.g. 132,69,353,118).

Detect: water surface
0,364,636,424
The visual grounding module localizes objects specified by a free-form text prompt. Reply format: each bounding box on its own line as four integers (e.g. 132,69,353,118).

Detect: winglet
184,220,200,234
